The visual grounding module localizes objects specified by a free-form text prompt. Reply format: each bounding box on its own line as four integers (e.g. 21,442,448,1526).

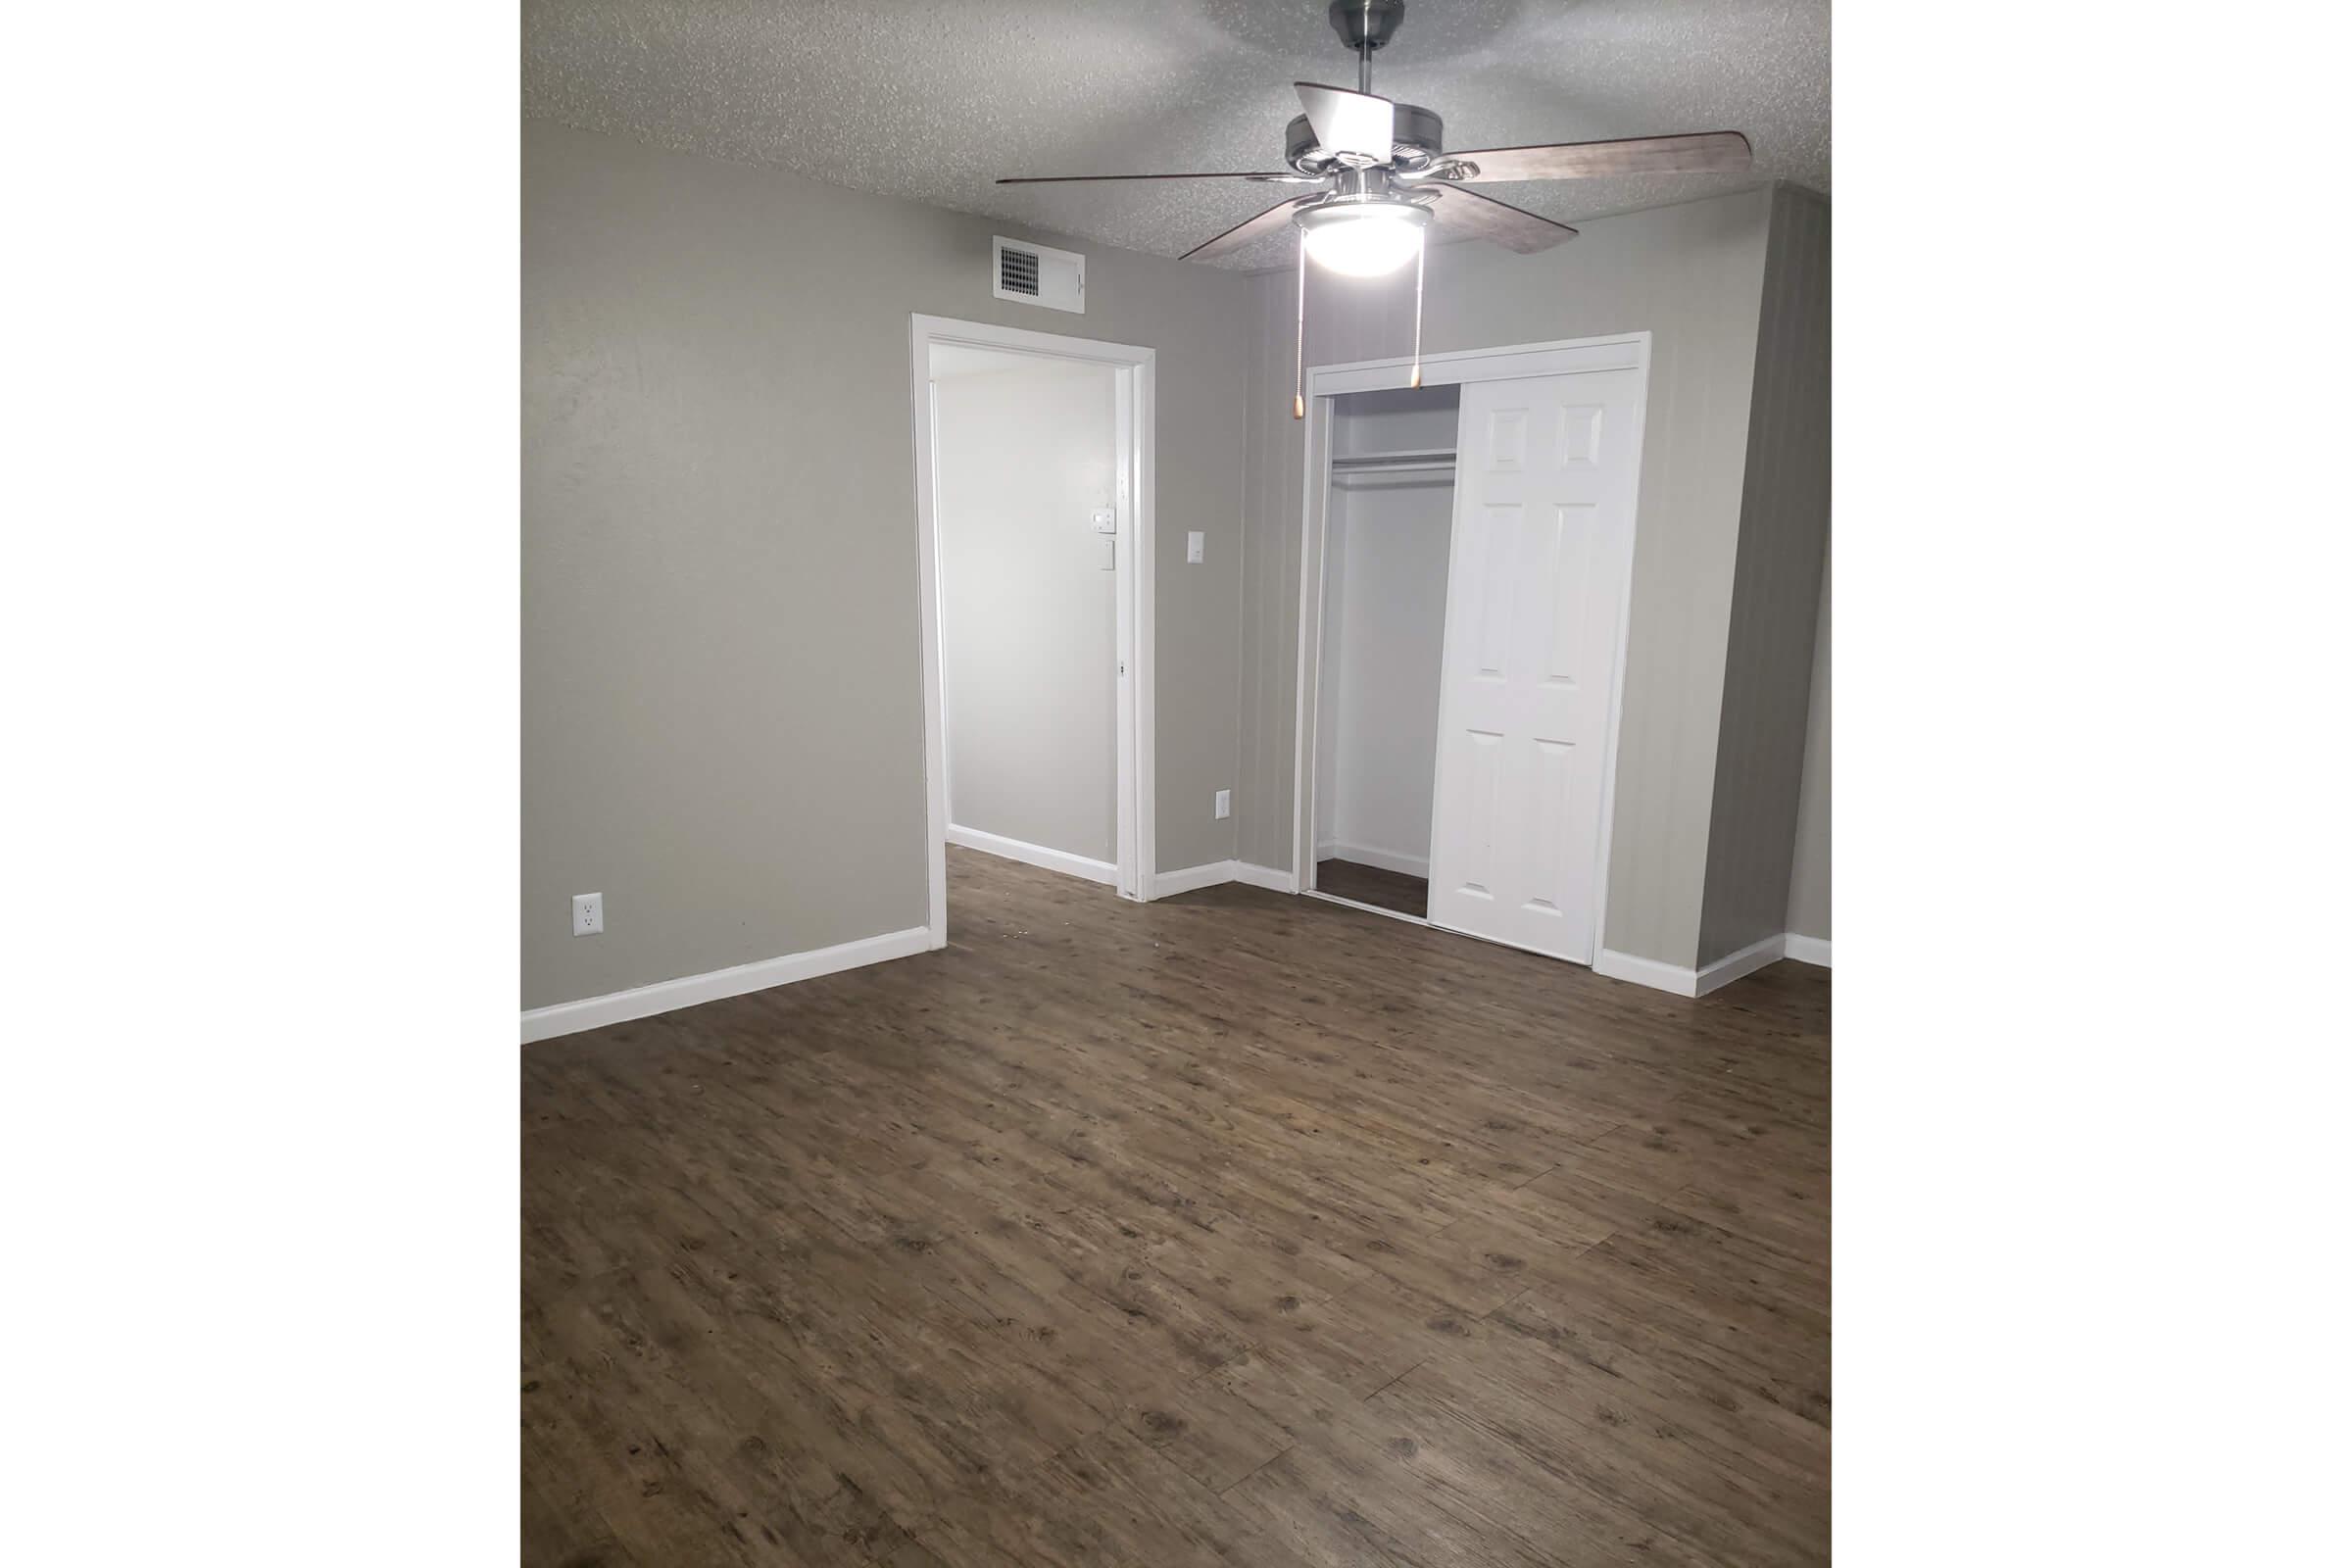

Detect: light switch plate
1091,508,1116,535
572,893,603,937
1214,789,1231,820
1186,530,1204,564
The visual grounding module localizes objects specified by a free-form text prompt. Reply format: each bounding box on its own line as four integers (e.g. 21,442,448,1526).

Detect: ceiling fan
997,0,1753,273
997,1,1750,410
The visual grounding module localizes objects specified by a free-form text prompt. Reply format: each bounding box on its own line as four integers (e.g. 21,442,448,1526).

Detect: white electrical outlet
572,893,604,937
1186,531,1205,564
1214,789,1231,820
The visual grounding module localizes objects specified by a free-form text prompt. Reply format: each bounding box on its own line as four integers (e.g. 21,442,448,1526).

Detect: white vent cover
993,236,1085,314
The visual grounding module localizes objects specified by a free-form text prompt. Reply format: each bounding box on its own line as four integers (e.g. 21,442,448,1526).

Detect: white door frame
1290,331,1651,961
908,314,1157,944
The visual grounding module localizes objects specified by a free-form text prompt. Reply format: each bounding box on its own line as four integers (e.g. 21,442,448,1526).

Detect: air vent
999,246,1039,296
992,235,1085,314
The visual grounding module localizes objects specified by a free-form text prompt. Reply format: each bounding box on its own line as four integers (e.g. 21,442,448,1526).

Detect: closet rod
1330,450,1456,472
1331,462,1455,477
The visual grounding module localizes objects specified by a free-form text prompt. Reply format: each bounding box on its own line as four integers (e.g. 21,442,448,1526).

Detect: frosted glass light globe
1299,204,1429,277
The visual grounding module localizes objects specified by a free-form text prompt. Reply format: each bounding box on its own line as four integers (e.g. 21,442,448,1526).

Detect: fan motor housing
1286,103,1443,173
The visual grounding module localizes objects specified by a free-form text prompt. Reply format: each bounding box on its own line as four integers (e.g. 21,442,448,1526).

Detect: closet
1301,358,1646,966
1313,385,1459,920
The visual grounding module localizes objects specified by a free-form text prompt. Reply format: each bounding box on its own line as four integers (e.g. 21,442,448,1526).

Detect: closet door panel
1426,368,1642,962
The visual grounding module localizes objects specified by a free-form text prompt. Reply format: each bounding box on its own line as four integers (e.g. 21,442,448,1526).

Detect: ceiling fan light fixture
1297,200,1430,277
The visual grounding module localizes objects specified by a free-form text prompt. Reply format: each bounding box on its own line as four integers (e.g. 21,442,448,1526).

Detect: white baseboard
1695,933,1787,995
1595,931,1820,998
1230,861,1299,894
1151,859,1239,899
1313,840,1431,879
947,823,1117,886
1154,860,1304,898
1593,947,1703,997
521,925,932,1045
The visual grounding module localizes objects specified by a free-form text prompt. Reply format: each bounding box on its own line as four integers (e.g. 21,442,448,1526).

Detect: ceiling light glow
1298,202,1429,277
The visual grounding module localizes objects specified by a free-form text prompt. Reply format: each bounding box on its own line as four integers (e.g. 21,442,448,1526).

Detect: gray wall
1787,545,1831,943
523,122,1250,1009
1316,386,1459,874
1318,470,1453,872
1698,185,1834,965
935,356,1117,863
1237,188,1777,967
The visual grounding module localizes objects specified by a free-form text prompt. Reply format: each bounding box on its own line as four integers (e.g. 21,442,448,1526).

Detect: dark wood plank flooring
522,846,1830,1566
1315,857,1430,919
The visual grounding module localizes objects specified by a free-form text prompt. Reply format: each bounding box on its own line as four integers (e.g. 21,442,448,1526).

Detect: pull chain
1409,233,1425,389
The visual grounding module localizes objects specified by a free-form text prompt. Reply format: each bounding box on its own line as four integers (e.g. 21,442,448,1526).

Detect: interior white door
1425,368,1642,962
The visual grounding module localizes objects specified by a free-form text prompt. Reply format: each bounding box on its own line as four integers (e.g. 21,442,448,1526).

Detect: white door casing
1425,368,1642,962
908,315,1157,941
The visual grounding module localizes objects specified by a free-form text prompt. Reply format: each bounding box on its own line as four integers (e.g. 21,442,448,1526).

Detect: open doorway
908,316,1156,944
934,342,1119,883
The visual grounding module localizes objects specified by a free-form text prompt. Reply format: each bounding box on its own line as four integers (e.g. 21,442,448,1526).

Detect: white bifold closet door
1425,368,1642,962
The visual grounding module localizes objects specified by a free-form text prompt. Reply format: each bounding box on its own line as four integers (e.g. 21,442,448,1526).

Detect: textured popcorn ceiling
523,0,1829,271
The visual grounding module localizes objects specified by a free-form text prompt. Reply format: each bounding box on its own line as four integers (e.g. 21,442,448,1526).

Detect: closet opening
1292,334,1653,967
1306,383,1461,924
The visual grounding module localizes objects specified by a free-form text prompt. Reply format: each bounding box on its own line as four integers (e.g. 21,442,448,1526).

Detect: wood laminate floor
522,847,1830,1566
1314,857,1430,919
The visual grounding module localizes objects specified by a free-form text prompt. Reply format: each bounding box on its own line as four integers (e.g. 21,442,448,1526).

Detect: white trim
1231,861,1299,894
1292,332,1653,967
1584,351,1652,967
947,823,1117,886
1592,948,1701,996
1594,932,1821,998
1112,366,1139,898
929,378,954,837
909,315,1157,945
1132,356,1159,906
911,341,952,949
1151,859,1240,899
520,927,932,1045
1695,933,1788,995
1304,890,1430,929
1313,840,1430,879
1289,372,1333,897
1312,333,1648,397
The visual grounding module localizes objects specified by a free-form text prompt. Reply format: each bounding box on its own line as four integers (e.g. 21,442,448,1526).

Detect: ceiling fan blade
1181,197,1311,264
1447,131,1752,183
1427,186,1578,254
1295,81,1396,162
998,171,1292,185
